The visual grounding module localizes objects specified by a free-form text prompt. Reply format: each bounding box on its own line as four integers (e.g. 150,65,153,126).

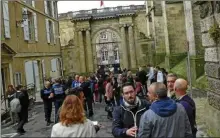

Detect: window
27,11,35,41
2,1,10,38
114,50,119,60
25,0,35,7
44,1,54,18
100,31,107,39
53,2,58,19
14,73,21,86
49,21,54,43
46,19,55,44
102,50,108,61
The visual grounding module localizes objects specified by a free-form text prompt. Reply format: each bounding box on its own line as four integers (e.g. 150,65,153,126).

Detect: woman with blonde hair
51,95,96,137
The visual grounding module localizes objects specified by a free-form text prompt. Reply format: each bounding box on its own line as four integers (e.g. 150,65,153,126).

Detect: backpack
10,93,21,113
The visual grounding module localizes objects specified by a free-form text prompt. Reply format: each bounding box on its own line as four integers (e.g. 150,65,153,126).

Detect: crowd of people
5,64,197,138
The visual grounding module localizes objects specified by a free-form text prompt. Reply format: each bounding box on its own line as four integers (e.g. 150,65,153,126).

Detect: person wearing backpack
41,81,54,126
14,85,29,134
51,78,66,123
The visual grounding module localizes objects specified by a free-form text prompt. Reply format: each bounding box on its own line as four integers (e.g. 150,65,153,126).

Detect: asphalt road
1,101,113,137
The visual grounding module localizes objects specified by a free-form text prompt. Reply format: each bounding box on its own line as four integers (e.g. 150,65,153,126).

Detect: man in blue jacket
40,81,53,126
72,74,80,88
51,78,66,123
112,82,150,138
174,78,197,138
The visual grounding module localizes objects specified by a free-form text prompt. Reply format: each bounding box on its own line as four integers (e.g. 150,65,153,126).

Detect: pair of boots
46,119,54,126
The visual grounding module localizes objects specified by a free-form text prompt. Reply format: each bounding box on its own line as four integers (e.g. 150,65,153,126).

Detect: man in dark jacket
112,82,150,138
174,78,197,138
80,76,94,117
40,81,53,126
16,85,29,134
51,78,66,123
136,67,147,88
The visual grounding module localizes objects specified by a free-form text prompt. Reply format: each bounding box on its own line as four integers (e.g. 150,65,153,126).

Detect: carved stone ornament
199,3,209,19
68,39,74,46
139,32,147,39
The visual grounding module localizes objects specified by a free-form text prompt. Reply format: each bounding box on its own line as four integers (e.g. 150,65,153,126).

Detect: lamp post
186,41,193,98
16,11,29,27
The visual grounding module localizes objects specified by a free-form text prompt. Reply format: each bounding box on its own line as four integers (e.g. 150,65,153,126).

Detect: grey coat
138,103,192,138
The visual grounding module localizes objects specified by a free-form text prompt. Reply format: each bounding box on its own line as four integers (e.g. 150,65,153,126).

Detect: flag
100,0,104,7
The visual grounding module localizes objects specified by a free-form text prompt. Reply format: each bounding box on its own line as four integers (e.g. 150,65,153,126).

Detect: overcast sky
58,1,145,14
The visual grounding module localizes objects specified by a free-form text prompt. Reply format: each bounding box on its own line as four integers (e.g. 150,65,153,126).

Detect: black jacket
40,87,52,101
80,81,92,98
112,99,150,138
17,91,29,110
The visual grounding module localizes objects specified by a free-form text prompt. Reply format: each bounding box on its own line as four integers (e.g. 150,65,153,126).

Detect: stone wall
195,1,220,136
59,19,75,47
61,46,80,75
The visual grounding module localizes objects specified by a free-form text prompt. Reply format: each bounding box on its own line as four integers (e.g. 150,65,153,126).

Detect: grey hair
150,82,167,99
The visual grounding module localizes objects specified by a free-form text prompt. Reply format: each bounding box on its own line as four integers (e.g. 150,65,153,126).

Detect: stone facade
59,5,154,73
1,0,62,93
195,1,220,136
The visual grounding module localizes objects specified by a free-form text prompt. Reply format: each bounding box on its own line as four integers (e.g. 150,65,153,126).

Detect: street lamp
16,11,29,27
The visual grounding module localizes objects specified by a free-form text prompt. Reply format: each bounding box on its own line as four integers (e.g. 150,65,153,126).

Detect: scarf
123,96,141,110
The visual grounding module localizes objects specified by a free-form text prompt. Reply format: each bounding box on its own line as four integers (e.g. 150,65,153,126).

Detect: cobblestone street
1,97,113,137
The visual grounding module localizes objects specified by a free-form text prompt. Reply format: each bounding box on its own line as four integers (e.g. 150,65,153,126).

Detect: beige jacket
51,119,96,137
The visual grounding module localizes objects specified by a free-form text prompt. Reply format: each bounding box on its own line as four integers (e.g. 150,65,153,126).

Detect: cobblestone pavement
1,95,209,137
1,101,113,137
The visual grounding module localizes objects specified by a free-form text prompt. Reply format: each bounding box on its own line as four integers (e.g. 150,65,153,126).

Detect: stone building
1,0,62,109
194,1,220,136
145,1,205,86
59,5,156,74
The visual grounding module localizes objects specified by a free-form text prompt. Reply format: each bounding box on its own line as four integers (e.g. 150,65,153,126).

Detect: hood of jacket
150,97,177,117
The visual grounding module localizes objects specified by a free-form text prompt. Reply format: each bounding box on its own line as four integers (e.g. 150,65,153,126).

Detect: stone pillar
86,29,94,73
128,24,137,69
195,1,220,136
120,25,129,69
78,30,86,73
184,1,196,56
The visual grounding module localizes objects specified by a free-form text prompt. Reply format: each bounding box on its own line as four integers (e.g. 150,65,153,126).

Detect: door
33,61,40,92
25,61,34,89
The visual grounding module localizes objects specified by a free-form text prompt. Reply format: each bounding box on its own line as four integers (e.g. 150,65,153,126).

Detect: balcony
58,5,145,21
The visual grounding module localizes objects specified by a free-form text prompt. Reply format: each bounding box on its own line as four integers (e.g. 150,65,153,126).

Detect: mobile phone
92,121,98,125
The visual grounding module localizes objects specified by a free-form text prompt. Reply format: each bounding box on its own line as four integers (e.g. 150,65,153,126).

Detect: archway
93,29,121,71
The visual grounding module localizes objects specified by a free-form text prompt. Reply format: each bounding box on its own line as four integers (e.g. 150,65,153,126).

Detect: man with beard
112,83,150,138
167,73,178,100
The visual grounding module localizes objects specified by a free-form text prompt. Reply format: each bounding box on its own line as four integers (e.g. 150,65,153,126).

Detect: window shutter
45,19,50,43
33,13,38,41
32,1,35,7
44,1,48,14
3,1,10,38
51,1,55,18
52,21,56,44
23,8,29,41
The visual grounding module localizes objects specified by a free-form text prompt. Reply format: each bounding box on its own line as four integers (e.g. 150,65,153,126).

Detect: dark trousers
115,95,120,106
43,100,52,122
17,108,28,131
54,100,63,123
106,100,114,118
84,97,93,114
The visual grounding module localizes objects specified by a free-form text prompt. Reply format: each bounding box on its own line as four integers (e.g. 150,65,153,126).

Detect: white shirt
157,71,164,82
147,67,154,80
51,119,96,137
